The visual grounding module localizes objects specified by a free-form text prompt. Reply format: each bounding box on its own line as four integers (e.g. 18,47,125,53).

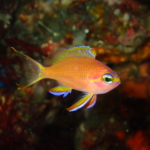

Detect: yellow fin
48,86,72,97
66,94,93,112
84,95,97,108
43,46,96,66
91,48,97,57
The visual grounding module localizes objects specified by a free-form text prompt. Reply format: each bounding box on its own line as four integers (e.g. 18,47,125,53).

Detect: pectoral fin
84,95,97,108
66,94,93,112
48,86,72,97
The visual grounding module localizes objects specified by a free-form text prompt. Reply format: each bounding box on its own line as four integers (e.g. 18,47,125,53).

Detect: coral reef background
0,0,150,149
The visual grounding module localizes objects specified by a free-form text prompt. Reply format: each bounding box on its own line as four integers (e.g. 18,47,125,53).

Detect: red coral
104,33,118,43
126,131,150,150
41,40,58,56
122,0,140,10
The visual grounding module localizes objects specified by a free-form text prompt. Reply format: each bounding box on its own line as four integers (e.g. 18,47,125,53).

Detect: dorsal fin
43,46,96,66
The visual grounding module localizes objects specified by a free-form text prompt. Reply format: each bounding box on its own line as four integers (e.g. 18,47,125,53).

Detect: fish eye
102,73,114,84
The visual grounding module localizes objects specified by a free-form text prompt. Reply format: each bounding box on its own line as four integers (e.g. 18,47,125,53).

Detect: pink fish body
12,46,120,112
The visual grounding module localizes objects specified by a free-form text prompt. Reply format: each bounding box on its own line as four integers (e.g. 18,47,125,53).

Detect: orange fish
12,46,120,112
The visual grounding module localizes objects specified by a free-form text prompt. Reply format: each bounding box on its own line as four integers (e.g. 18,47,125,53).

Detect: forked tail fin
12,47,45,89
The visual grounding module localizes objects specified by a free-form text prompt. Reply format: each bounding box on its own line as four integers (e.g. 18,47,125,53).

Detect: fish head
89,66,121,94
98,68,121,93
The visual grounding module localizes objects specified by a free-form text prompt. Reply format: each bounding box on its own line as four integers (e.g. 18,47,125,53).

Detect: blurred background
0,0,150,149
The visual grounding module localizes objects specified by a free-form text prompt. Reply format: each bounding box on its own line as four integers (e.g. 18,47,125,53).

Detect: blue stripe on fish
49,90,71,98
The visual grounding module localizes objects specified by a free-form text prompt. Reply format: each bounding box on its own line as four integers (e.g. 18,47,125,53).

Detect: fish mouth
114,78,121,82
114,76,121,85
115,81,121,86
112,71,121,84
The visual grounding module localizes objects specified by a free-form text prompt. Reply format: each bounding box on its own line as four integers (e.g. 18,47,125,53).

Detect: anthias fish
12,46,120,112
